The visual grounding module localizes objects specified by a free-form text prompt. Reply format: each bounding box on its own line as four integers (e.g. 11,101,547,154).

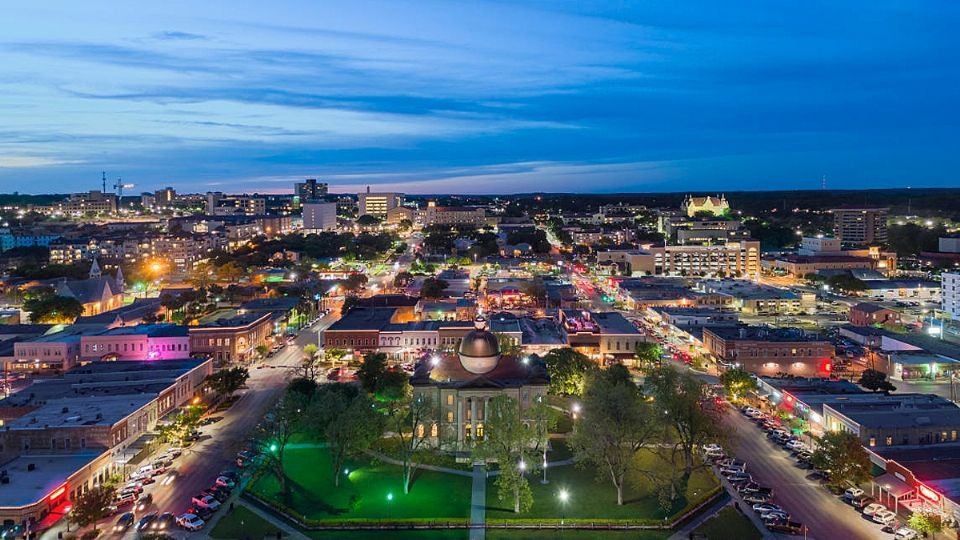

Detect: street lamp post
558,489,569,538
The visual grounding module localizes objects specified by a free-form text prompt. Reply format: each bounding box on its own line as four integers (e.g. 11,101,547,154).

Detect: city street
721,406,885,540
40,313,337,540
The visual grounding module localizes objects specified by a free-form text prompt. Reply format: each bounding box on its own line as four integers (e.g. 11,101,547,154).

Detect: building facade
302,202,338,232
832,207,889,245
703,326,835,377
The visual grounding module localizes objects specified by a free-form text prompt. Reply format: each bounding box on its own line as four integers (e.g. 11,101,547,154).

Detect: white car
894,527,919,540
872,509,897,525
176,513,205,531
843,487,864,500
785,440,807,452
191,495,221,511
861,503,886,516
702,444,723,454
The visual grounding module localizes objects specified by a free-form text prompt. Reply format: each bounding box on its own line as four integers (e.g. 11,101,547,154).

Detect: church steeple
89,258,102,279
114,264,124,289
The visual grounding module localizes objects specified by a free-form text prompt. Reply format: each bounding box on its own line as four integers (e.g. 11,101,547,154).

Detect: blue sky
1,1,958,195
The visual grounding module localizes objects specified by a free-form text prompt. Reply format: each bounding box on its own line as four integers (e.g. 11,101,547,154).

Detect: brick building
703,326,834,377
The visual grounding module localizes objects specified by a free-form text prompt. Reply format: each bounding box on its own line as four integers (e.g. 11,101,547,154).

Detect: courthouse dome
458,317,501,374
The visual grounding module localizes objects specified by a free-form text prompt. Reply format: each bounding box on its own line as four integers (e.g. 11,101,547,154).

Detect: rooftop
193,312,271,329
326,307,397,332
707,326,828,342
0,452,104,508
7,394,155,430
94,324,189,338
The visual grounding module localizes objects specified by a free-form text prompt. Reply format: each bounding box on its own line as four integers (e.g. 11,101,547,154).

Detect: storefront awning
875,473,915,498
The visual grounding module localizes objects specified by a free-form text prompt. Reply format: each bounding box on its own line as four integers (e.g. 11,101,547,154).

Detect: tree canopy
542,348,591,395
857,368,896,393
810,431,871,490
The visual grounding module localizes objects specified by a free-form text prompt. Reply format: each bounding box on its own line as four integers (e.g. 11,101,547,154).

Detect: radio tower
821,175,827,190
102,171,107,192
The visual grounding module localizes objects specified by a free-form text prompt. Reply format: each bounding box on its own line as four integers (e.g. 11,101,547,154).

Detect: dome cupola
458,317,501,374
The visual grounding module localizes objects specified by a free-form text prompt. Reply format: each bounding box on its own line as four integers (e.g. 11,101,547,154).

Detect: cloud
153,31,207,41
0,156,81,168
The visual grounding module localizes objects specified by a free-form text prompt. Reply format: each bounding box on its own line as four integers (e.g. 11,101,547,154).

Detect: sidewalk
469,464,486,540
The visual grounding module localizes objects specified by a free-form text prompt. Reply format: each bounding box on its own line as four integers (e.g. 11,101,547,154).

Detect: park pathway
469,464,486,540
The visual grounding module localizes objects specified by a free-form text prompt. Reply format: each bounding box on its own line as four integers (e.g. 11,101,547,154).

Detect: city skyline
2,1,959,194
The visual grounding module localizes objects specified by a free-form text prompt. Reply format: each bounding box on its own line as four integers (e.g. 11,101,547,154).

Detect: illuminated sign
918,484,941,503
48,485,66,501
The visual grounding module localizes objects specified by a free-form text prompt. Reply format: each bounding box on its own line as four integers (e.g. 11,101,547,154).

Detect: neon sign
918,484,940,503
48,485,66,501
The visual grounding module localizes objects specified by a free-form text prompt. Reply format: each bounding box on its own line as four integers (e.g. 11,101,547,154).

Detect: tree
325,347,348,366
357,353,388,394
420,277,449,298
810,431,871,490
475,396,538,512
356,214,382,227
634,342,662,368
205,367,249,398
313,384,381,487
908,511,943,539
719,367,757,400
216,261,245,281
257,392,305,496
827,273,866,293
386,385,436,494
857,368,897,393
520,278,546,307
570,365,656,505
297,344,320,380
69,485,116,532
24,294,84,323
394,271,414,288
542,348,591,395
341,294,361,315
646,367,723,497
398,218,413,231
255,344,270,358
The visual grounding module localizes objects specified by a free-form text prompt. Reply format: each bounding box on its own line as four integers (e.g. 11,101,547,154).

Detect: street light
558,489,569,536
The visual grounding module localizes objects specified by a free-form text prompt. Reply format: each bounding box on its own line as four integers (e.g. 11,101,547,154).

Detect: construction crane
113,178,135,198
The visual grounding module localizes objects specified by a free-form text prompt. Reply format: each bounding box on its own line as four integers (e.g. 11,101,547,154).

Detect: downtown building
832,207,889,246
703,326,834,377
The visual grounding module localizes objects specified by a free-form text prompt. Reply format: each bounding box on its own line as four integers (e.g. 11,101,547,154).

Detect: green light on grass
387,493,393,501
270,443,278,452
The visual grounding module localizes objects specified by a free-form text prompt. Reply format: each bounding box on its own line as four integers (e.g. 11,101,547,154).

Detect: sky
0,1,958,195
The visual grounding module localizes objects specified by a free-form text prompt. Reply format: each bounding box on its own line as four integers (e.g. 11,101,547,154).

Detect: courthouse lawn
249,447,472,521
210,505,281,539
486,449,718,522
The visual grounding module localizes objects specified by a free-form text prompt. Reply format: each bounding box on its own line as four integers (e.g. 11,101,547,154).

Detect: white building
358,187,402,218
302,202,338,232
943,272,960,320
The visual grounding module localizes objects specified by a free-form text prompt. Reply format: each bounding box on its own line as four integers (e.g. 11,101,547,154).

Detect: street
41,313,337,540
721,404,885,540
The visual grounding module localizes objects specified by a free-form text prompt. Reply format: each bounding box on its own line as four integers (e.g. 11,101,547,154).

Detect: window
868,437,876,447
431,423,438,437
416,424,425,438
447,411,454,422
885,436,893,445
446,395,454,406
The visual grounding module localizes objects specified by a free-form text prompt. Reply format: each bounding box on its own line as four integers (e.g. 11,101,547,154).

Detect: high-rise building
943,272,960,320
155,187,176,205
358,186,402,218
302,202,338,232
295,178,328,201
832,207,888,245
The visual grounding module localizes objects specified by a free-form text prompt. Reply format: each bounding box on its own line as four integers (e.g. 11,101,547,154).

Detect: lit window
869,437,876,447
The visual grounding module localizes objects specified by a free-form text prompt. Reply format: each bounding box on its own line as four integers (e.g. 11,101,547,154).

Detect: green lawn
486,449,719,523
691,506,762,540
248,447,472,522
210,505,282,539
309,529,669,540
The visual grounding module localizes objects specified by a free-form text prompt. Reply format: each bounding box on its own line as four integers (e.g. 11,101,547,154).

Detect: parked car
843,487,865,500
186,506,213,521
753,503,782,513
727,473,752,485
191,495,221,510
761,510,790,521
894,527,920,540
721,466,745,476
850,494,875,509
862,503,886,516
177,513,205,531
112,513,135,533
873,509,898,525
743,493,772,504
215,476,236,488
785,440,807,452
702,444,723,454
766,520,805,534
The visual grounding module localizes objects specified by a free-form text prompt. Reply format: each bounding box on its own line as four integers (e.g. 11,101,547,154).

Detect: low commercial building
559,310,649,363
839,325,960,381
323,308,402,353
703,326,834,377
189,312,274,363
823,394,960,448
10,330,84,374
945,272,960,320
697,279,816,315
861,279,941,301
866,446,960,523
79,324,190,362
848,303,901,327
0,359,211,527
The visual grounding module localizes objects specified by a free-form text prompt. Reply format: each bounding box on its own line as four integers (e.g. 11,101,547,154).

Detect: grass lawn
309,530,669,539
486,449,718,523
691,506,762,540
248,447,472,522
210,505,282,539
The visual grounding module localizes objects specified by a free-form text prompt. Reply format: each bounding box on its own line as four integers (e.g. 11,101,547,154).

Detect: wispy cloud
153,31,207,41
0,156,82,168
